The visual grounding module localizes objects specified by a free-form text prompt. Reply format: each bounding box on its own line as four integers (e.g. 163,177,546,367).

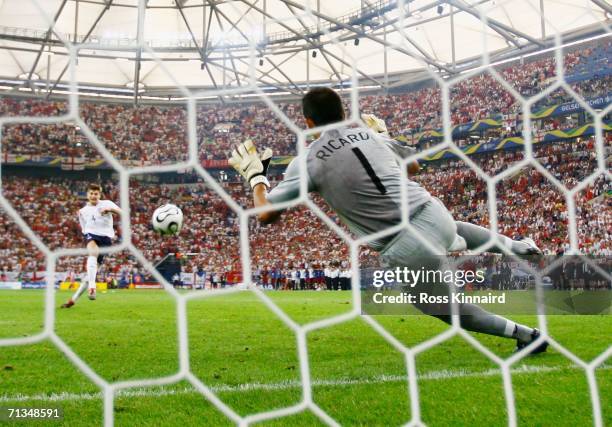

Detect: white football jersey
78,200,120,238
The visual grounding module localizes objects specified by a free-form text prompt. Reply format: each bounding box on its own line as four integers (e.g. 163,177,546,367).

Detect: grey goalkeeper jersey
267,126,432,251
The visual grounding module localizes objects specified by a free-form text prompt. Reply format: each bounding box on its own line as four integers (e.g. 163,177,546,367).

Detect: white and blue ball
152,204,183,235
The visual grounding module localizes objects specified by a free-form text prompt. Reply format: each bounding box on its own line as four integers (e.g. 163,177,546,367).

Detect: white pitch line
1,364,609,403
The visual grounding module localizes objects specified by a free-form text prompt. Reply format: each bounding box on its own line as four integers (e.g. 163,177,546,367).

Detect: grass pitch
0,290,610,426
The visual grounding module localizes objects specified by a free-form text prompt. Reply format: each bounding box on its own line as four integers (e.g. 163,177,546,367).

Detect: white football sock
71,282,87,302
503,320,517,338
87,256,98,290
511,322,535,342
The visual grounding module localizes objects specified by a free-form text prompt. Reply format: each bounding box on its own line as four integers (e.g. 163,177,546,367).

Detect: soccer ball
152,204,183,235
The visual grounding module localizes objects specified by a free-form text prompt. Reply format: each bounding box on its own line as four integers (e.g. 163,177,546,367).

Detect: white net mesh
0,0,610,426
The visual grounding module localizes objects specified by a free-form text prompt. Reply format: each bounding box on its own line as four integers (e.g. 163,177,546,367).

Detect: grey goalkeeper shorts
379,198,456,268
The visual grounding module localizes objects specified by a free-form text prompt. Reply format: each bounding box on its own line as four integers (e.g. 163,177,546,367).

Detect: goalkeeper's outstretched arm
254,155,309,224
253,184,282,224
228,139,304,225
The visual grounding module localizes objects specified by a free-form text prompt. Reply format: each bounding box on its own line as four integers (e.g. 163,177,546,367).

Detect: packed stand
0,133,609,285
0,39,609,162
0,176,350,283
415,136,611,256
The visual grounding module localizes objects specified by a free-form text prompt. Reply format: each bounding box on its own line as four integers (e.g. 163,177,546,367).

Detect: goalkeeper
229,87,546,354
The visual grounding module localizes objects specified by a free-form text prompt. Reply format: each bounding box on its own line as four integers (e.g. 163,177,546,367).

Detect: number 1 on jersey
351,147,387,195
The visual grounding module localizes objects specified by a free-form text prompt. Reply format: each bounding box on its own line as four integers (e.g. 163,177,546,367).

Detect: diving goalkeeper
229,87,547,354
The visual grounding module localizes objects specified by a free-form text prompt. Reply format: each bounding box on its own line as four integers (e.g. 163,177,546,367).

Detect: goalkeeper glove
361,113,389,136
228,140,273,189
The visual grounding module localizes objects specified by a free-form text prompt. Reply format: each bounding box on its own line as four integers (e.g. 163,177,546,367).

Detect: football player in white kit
229,87,547,354
61,184,122,308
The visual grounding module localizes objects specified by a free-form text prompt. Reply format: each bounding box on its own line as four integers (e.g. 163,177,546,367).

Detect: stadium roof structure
0,0,609,101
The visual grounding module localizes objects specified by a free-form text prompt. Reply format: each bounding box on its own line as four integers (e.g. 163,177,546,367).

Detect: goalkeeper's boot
515,328,548,355
88,288,96,301
61,299,74,309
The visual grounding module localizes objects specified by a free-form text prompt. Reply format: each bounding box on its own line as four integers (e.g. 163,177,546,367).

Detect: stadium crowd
418,136,610,255
0,39,609,163
0,38,609,288
0,132,609,287
0,176,352,285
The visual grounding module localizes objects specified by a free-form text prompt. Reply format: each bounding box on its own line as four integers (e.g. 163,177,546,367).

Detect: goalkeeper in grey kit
229,87,547,354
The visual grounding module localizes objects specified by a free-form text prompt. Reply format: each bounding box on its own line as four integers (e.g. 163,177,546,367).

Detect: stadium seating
0,39,609,163
1,134,609,282
0,38,609,283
